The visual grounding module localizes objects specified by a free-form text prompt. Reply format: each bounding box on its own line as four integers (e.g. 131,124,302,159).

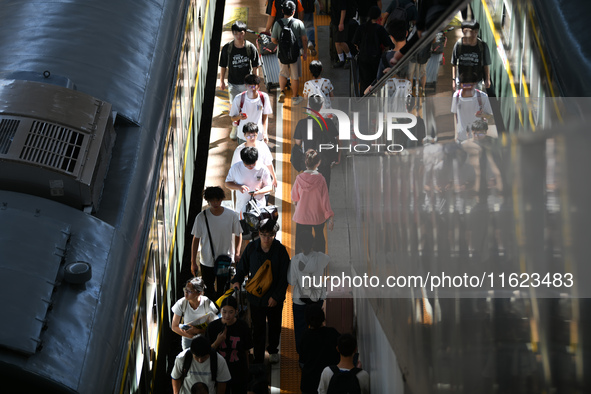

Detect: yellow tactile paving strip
279,88,300,392
277,10,331,391
280,288,300,393
210,6,331,392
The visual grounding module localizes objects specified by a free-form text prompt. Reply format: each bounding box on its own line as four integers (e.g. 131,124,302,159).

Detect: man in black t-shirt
330,0,357,68
352,6,394,93
219,21,260,139
451,20,492,90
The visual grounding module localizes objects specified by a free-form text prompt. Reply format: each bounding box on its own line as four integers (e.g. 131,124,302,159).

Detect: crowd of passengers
170,0,496,393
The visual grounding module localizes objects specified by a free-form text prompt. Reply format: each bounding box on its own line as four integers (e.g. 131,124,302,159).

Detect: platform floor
203,1,463,392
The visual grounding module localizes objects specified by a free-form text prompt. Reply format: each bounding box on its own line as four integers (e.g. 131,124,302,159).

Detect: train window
133,318,145,391
146,244,159,359
194,4,202,63
157,184,168,268
172,99,183,187
501,2,512,49
165,136,177,232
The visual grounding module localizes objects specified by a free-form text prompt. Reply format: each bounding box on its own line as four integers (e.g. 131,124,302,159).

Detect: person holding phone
171,277,219,350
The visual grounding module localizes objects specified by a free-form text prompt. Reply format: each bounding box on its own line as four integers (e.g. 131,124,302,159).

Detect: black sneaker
344,58,351,69
333,60,345,68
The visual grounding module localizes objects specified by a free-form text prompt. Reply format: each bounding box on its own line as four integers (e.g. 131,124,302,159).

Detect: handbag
204,211,232,277
245,259,273,297
290,143,306,172
242,195,278,233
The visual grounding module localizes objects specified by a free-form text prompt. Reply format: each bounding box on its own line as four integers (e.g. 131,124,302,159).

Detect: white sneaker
269,353,280,364
293,96,304,105
229,127,237,140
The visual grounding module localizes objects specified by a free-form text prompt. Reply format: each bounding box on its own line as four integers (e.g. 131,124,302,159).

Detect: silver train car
0,0,219,392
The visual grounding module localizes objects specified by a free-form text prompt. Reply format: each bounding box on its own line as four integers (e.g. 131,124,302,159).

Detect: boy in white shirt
451,72,493,143
231,122,277,188
225,147,273,213
229,74,272,143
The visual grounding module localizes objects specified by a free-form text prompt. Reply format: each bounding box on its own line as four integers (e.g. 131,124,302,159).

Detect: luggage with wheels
425,53,442,93
259,53,282,91
248,29,282,91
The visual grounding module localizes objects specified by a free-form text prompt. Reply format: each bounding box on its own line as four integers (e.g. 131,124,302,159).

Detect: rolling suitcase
259,53,281,91
247,29,281,91
425,53,443,92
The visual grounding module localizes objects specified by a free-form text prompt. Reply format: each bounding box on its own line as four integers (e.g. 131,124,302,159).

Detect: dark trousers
250,302,284,363
293,300,324,358
200,263,228,301
295,223,326,254
358,55,381,94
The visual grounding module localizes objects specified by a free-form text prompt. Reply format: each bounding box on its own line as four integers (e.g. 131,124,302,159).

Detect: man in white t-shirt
451,72,493,142
171,336,232,394
231,122,277,188
229,74,272,143
191,187,242,300
225,147,273,213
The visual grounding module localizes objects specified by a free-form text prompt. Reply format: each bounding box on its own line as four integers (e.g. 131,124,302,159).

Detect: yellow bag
245,259,273,297
215,288,236,308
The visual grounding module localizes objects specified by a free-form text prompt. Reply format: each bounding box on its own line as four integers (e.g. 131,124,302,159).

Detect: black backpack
385,0,413,29
277,19,300,64
327,366,362,394
181,349,218,385
290,143,306,172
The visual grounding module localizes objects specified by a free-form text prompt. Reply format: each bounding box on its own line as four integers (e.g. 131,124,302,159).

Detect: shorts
408,62,426,82
331,23,349,43
279,56,302,80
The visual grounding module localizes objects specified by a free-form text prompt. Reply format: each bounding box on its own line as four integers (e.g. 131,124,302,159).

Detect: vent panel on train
20,121,85,173
0,79,115,211
0,118,19,154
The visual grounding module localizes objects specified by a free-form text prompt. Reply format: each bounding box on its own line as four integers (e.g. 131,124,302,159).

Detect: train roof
0,191,115,392
0,0,184,123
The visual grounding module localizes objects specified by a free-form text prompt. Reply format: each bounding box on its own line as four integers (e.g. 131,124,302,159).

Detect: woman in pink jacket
292,149,334,253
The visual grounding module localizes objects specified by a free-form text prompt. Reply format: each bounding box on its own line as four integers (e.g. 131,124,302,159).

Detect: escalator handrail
363,0,470,97
350,56,361,97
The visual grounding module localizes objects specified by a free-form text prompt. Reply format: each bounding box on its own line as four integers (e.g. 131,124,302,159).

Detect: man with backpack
264,0,305,35
317,333,370,393
219,21,261,140
171,336,232,394
271,1,307,104
293,95,340,190
451,19,492,91
229,74,272,144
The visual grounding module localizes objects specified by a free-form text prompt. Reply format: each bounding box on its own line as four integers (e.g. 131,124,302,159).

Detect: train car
0,0,220,392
